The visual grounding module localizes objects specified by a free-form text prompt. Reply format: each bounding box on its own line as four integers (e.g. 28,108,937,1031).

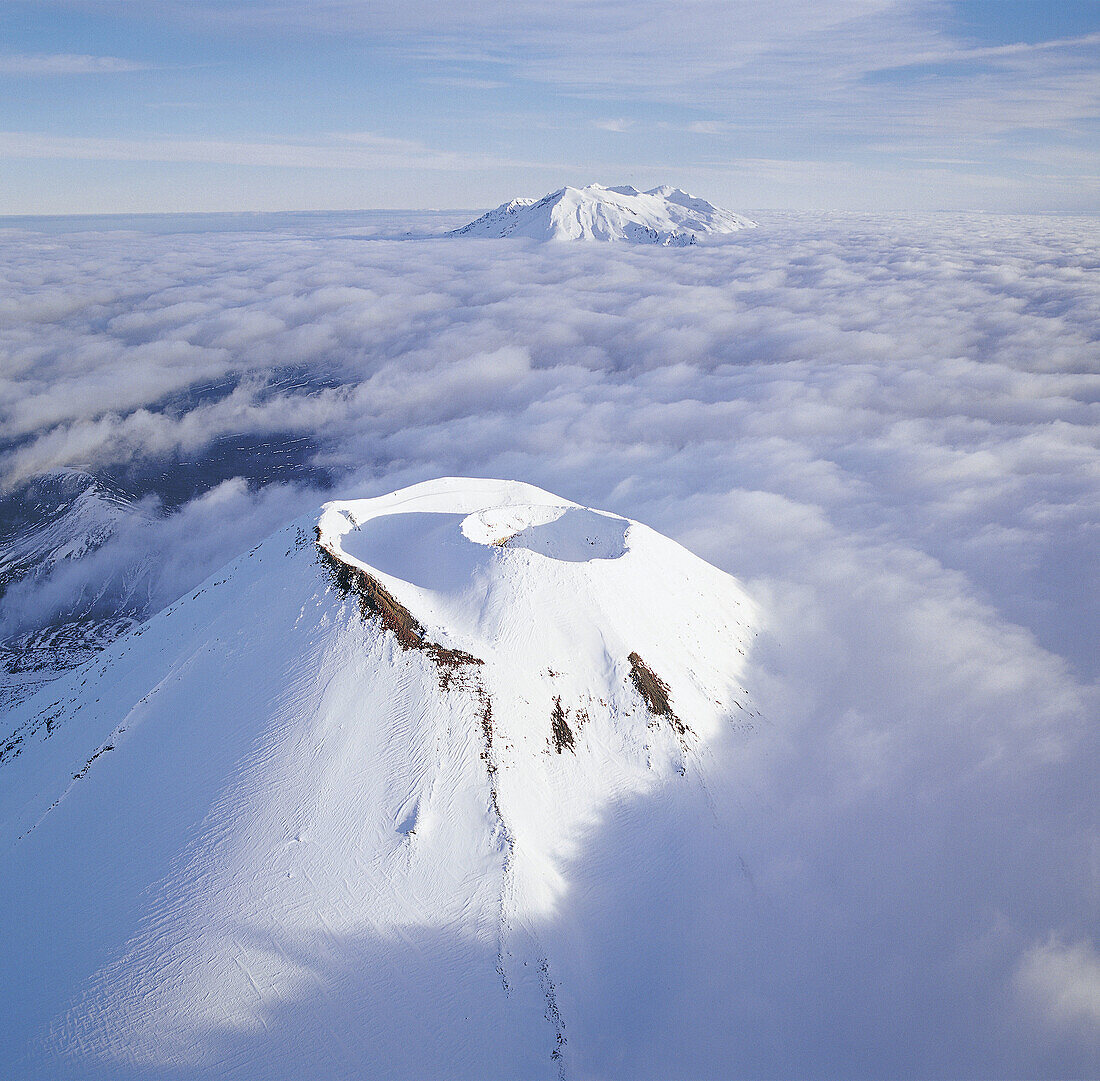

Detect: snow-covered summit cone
450,183,757,244
0,478,759,1080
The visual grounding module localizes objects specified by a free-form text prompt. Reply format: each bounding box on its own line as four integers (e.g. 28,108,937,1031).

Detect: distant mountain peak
450,183,757,244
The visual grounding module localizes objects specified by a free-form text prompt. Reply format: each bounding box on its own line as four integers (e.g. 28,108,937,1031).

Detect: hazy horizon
1,1,1098,215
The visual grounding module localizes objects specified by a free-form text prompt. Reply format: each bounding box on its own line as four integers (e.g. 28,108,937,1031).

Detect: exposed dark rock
550,696,575,754
627,651,686,734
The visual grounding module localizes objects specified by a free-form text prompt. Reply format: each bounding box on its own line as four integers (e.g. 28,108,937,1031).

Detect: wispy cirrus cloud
1016,937,1100,1035
421,75,506,90
4,1,1098,211
0,129,543,172
887,27,1100,67
591,118,632,132
0,52,150,74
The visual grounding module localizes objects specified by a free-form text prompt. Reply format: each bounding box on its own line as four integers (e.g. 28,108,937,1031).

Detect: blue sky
0,0,1097,213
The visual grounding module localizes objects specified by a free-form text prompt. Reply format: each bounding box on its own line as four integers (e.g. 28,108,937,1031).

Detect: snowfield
0,478,760,1079
450,183,757,244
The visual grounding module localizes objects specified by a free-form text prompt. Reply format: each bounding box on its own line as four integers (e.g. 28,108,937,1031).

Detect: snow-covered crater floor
336,499,630,586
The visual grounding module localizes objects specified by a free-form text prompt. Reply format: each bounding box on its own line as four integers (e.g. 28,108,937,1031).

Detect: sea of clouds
1,209,1097,1076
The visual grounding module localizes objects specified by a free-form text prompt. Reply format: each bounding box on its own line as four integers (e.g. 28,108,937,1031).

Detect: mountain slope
0,478,759,1080
0,471,151,708
450,184,757,244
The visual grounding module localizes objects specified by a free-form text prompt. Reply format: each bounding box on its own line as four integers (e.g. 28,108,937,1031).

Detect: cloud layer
1,211,1097,1075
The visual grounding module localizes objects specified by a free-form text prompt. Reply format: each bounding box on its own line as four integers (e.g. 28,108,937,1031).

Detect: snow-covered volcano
450,184,756,244
0,478,759,1080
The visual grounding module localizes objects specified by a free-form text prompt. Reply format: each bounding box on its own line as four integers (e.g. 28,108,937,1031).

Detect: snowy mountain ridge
450,183,757,244
0,477,760,1080
0,470,151,708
